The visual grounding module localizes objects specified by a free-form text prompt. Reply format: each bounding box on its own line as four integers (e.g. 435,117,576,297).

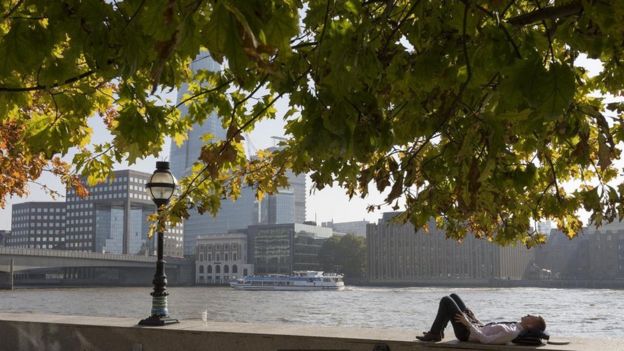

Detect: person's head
520,314,546,333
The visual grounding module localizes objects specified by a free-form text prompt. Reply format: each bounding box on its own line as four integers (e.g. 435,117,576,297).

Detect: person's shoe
422,330,444,338
416,331,443,342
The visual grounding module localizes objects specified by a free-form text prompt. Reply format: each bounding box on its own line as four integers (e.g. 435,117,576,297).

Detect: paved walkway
0,313,621,351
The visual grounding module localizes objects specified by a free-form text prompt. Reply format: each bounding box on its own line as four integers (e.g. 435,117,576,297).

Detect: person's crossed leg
416,294,473,342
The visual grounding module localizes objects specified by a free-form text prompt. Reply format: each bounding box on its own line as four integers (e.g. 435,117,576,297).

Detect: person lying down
416,293,546,345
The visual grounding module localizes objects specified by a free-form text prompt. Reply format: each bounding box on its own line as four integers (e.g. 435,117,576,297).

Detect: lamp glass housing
147,170,176,202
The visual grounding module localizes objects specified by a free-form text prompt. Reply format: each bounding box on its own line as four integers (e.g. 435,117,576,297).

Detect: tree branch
507,1,583,26
0,70,95,93
2,0,25,20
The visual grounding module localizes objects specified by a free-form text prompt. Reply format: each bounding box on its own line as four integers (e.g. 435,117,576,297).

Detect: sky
0,95,394,231
0,56,613,231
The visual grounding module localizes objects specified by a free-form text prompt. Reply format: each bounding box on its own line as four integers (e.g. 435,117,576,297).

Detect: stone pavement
0,313,621,351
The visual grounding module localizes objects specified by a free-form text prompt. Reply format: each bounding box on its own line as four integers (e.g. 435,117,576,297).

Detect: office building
0,230,9,246
7,202,66,249
257,189,295,225
367,212,534,283
247,223,333,274
171,56,308,255
536,223,624,280
321,220,369,237
195,233,253,284
257,145,306,225
65,169,183,257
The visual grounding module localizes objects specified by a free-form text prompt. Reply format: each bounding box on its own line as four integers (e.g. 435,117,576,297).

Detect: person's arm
465,309,483,325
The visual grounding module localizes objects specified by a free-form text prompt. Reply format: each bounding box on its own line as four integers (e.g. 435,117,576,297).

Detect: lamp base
138,315,179,327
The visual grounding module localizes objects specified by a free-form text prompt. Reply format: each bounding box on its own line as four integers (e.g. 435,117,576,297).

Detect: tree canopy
2,0,624,245
318,234,366,280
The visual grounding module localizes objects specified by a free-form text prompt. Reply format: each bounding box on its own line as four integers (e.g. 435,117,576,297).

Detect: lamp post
139,161,179,326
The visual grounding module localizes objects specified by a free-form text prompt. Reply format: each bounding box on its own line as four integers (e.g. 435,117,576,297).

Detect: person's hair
533,316,546,332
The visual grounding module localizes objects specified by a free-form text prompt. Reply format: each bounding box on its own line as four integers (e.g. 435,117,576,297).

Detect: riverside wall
363,279,624,289
0,313,621,351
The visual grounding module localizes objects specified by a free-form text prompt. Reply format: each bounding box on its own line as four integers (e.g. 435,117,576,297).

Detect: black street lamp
139,161,179,326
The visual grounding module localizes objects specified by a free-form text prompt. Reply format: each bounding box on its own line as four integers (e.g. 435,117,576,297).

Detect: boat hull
230,284,345,291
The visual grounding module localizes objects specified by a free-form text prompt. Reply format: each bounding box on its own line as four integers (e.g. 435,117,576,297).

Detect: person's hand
454,312,470,327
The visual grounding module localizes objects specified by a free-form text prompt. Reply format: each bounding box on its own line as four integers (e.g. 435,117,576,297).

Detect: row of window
11,244,62,249
14,214,65,221
9,229,65,235
21,222,64,228
68,218,92,224
67,242,91,248
67,203,94,209
13,207,64,214
9,237,64,243
67,234,93,240
198,252,238,261
198,243,241,250
67,210,93,217
198,264,239,274
67,227,93,232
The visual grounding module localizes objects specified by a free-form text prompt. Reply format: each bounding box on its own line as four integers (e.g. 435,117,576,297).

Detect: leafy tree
318,235,341,273
2,0,624,245
318,234,366,279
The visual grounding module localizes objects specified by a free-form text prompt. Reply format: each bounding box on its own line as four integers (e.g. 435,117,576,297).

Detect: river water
0,286,621,337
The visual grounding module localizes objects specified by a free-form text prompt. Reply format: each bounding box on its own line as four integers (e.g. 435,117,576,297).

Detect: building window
225,253,228,261
233,253,237,261
224,265,229,274
199,265,204,274
216,265,220,274
232,265,238,274
207,265,212,274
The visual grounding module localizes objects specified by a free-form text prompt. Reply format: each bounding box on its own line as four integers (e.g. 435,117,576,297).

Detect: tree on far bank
2,1,624,245
319,234,366,280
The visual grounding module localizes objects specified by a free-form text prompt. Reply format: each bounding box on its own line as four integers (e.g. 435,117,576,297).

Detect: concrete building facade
247,223,333,274
0,230,8,246
536,224,624,281
366,212,534,284
65,169,183,257
195,233,253,284
7,202,66,249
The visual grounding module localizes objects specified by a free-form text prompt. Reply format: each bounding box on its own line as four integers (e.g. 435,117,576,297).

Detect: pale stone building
195,233,254,285
367,212,534,284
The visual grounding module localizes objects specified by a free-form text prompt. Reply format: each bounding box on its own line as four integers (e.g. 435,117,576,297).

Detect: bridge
0,247,194,288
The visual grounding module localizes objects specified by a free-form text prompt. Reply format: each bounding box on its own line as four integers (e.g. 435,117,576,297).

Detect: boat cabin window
323,278,331,282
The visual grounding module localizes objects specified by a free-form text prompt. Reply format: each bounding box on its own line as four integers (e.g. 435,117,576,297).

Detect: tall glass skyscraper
171,55,257,255
172,55,308,255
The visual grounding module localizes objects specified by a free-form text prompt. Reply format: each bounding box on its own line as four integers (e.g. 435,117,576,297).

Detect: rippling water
0,286,621,337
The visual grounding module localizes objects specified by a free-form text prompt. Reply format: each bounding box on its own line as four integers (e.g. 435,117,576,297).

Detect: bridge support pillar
9,259,13,290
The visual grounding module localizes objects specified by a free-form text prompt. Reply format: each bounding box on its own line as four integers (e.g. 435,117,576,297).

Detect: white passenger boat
229,271,345,291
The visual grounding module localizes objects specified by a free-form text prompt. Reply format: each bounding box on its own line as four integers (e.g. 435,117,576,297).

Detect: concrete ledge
0,313,620,351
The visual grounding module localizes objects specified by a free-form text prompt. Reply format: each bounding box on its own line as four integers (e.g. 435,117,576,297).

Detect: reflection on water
0,286,621,337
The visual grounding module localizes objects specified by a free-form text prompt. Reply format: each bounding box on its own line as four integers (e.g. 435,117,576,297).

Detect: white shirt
468,322,524,344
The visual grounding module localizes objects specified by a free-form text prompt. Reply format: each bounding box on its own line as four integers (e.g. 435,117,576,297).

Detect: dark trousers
428,293,471,341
